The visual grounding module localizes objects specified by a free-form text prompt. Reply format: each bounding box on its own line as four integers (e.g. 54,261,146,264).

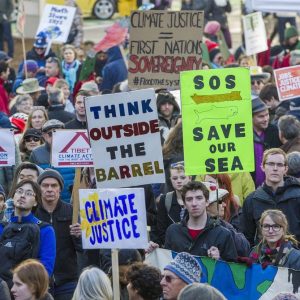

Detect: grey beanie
37,169,64,190
164,252,202,284
178,283,226,300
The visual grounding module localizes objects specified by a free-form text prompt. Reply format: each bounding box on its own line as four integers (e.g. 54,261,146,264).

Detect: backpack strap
165,192,174,214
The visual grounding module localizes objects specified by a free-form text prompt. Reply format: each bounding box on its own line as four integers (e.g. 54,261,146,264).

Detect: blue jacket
100,46,128,93
0,213,56,276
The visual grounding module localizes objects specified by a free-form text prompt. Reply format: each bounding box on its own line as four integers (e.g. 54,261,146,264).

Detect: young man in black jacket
35,169,82,300
164,181,237,262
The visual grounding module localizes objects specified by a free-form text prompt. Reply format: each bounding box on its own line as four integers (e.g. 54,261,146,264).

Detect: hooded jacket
100,46,128,93
164,216,238,262
241,176,300,246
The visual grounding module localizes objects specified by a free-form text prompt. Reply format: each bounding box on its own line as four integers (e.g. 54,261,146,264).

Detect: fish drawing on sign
194,105,238,124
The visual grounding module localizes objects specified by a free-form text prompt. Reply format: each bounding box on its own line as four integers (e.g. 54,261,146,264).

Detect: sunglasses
162,274,180,283
24,136,41,143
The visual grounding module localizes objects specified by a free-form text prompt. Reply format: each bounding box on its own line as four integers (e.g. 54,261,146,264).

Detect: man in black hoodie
241,148,300,246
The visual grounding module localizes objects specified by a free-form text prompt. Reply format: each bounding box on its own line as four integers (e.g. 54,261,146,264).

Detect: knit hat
34,32,48,48
119,249,142,265
178,283,226,300
209,48,221,62
201,182,228,204
80,81,99,94
46,77,58,87
0,184,6,200
284,26,298,41
42,119,65,132
204,21,221,36
37,169,64,190
9,113,28,134
289,97,300,110
252,97,269,114
22,60,39,74
164,252,202,284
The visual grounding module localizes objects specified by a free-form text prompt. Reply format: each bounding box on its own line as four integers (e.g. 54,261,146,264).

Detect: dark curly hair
126,263,162,300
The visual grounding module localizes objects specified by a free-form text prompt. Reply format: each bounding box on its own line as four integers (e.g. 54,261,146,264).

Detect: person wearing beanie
160,252,202,300
178,283,226,300
251,97,281,188
156,91,180,144
209,48,224,68
35,166,82,299
283,25,300,52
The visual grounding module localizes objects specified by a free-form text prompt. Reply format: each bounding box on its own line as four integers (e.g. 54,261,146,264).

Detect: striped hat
164,252,202,284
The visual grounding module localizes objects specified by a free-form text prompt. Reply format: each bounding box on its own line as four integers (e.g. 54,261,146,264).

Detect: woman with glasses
0,180,56,287
19,128,43,162
248,209,300,270
25,106,48,131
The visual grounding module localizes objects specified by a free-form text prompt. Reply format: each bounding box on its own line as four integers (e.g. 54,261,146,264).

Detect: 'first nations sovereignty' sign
128,10,204,90
85,89,165,188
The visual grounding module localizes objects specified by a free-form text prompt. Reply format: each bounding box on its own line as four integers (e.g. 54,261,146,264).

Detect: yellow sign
180,68,254,175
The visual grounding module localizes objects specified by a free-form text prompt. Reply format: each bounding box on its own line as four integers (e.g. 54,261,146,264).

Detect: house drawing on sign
60,132,90,153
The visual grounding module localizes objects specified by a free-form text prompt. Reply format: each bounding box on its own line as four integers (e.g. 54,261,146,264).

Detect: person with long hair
19,129,43,162
72,267,113,300
11,259,53,300
248,209,300,269
25,107,48,131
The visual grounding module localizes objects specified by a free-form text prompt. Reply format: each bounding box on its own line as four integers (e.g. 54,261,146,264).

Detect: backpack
0,221,46,287
165,191,174,215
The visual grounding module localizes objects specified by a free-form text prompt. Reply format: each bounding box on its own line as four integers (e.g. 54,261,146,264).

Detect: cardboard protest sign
274,65,300,101
242,12,268,56
85,89,165,188
36,4,76,43
251,0,300,13
79,188,148,249
51,130,93,167
0,129,15,166
128,10,204,90
180,68,254,175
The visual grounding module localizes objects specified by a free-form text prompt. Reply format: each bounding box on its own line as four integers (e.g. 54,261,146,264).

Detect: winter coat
35,200,82,286
281,137,300,154
0,78,9,115
0,0,13,23
65,117,87,129
0,213,56,277
157,191,183,246
0,278,10,300
47,105,75,124
241,176,300,246
165,216,238,262
100,46,128,93
205,0,231,30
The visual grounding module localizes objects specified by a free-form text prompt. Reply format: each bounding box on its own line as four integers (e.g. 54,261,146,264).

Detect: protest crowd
2,0,300,299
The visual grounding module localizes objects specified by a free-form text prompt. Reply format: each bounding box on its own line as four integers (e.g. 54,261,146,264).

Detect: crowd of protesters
1,0,300,299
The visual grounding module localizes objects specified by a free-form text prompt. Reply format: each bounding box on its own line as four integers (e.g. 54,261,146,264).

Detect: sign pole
72,168,81,224
111,249,120,300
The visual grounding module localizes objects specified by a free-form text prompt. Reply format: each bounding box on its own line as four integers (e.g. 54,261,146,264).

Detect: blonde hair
260,209,298,245
72,267,113,300
13,259,49,299
24,106,48,131
262,148,287,167
54,79,69,89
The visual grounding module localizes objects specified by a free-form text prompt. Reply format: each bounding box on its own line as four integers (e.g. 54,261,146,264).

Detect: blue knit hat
164,252,202,284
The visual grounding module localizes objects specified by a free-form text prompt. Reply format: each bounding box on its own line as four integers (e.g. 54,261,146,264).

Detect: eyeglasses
24,136,40,143
170,161,184,168
261,224,282,232
15,188,35,198
264,162,286,168
161,274,180,283
251,80,263,85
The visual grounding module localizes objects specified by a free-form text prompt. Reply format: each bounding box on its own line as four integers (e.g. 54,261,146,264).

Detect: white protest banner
251,0,300,13
242,12,268,56
51,129,93,167
128,10,204,90
85,88,165,188
79,188,148,249
274,65,300,101
36,4,76,43
0,129,15,166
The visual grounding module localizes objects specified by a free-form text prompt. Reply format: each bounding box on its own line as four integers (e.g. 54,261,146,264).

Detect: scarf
62,59,80,92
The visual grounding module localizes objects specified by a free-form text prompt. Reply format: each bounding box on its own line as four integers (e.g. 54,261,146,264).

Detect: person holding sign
164,181,237,262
